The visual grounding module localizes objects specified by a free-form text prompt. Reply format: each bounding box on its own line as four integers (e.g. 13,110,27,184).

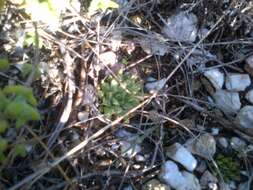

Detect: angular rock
245,55,253,77
225,73,251,91
145,78,166,92
190,133,216,160
139,38,168,56
204,69,224,89
218,137,229,149
236,106,253,129
180,171,201,190
120,140,141,158
230,137,247,151
212,90,241,115
166,143,197,171
143,179,170,190
245,90,253,104
162,12,198,42
159,161,186,189
200,170,218,189
100,51,117,66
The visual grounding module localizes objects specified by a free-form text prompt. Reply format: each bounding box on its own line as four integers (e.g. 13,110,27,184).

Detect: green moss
216,154,240,182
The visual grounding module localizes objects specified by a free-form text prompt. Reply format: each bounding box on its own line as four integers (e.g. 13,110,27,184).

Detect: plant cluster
98,72,142,119
0,59,40,161
216,154,240,182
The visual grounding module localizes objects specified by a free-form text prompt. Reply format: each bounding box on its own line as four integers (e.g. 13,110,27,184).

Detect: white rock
162,12,198,42
143,179,171,190
116,129,141,158
166,143,197,171
145,78,167,92
139,38,168,56
159,161,186,189
123,185,133,190
211,128,220,135
135,154,145,162
225,73,251,91
115,129,133,138
110,31,122,51
245,90,253,104
180,171,201,190
236,106,253,129
120,140,141,158
200,170,218,189
99,51,117,66
186,49,216,69
190,133,216,160
230,137,247,151
218,137,229,149
204,69,224,89
212,90,241,115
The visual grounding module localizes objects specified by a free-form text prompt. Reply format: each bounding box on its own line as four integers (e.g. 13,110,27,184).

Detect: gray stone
212,90,241,115
204,69,224,89
159,161,186,189
236,106,253,129
180,171,201,190
190,134,216,160
166,143,197,171
230,137,247,151
245,90,253,104
200,170,218,189
162,12,198,42
145,78,167,92
225,73,251,91
218,137,229,149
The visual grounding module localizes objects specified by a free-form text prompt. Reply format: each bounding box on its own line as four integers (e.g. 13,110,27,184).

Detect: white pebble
245,90,253,104
166,143,197,171
204,69,224,89
225,73,251,91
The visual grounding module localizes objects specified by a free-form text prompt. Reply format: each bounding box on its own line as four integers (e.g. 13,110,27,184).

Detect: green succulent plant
99,72,142,119
0,85,40,162
216,154,240,182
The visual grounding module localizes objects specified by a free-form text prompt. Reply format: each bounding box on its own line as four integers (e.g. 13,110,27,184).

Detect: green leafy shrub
0,85,40,161
99,72,142,119
216,154,240,182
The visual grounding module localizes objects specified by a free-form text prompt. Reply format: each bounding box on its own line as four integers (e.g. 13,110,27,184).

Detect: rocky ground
0,0,253,189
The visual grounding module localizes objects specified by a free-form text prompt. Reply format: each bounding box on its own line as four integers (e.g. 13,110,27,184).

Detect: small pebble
166,143,197,171
204,68,224,89
230,137,247,151
212,90,241,115
225,73,251,91
211,128,220,135
218,137,229,149
236,106,253,129
143,179,170,190
245,90,253,104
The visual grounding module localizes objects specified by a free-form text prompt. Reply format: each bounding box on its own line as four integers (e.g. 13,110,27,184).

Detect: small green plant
216,154,240,182
88,0,119,15
99,72,142,119
0,58,10,71
0,85,40,161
